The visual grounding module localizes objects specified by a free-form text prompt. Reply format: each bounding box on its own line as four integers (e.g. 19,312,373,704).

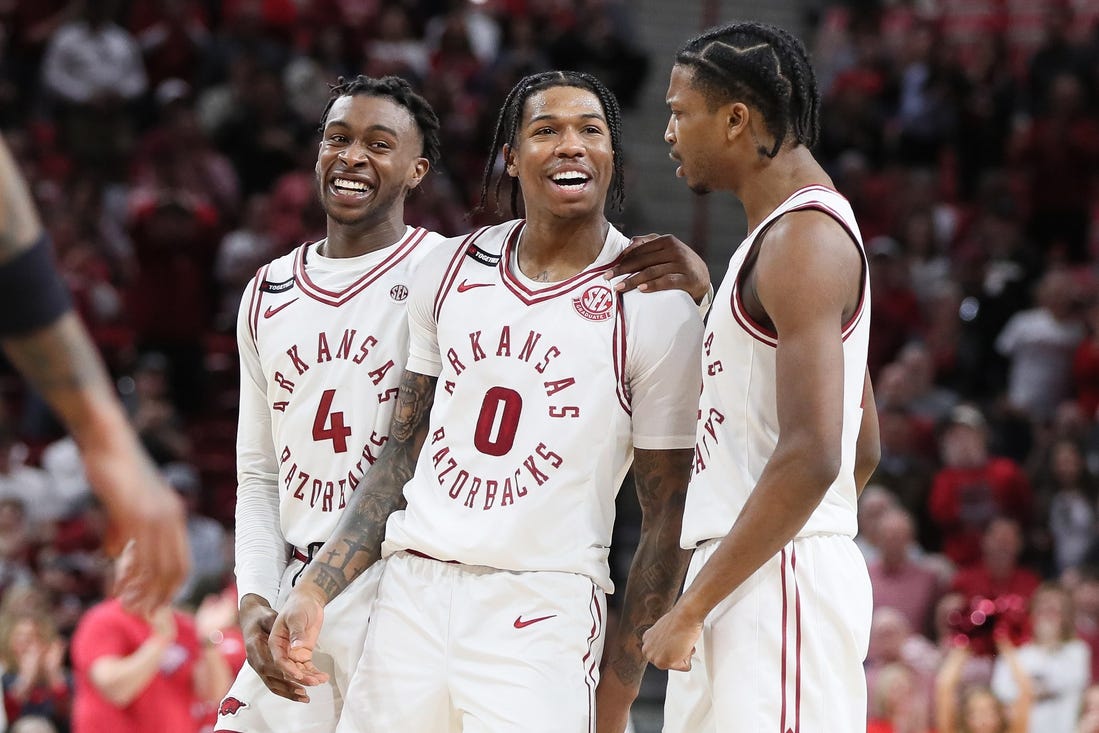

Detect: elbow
804,447,842,496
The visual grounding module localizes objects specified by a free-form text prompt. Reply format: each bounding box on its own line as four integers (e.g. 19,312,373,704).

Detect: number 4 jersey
381,220,703,592
235,227,444,603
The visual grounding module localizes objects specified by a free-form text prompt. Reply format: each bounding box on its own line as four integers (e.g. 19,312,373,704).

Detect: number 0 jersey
381,220,703,592
235,226,444,603
680,185,870,548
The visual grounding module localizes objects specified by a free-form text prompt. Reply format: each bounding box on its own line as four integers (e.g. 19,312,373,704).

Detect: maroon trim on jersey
433,226,492,323
581,585,603,733
729,194,866,349
293,228,428,307
612,295,631,415
731,279,779,347
248,264,270,347
498,221,626,306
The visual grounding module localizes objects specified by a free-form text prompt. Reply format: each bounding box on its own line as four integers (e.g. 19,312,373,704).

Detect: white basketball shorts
214,555,385,733
664,534,872,733
336,551,607,733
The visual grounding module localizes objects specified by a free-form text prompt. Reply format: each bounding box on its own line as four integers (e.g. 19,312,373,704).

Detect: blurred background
0,0,1098,731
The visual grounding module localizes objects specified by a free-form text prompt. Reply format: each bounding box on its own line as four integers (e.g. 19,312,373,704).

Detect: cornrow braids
318,75,442,166
676,22,821,157
477,70,625,219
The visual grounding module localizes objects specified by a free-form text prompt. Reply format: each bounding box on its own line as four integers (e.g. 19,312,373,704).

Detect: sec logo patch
390,284,409,302
572,285,614,322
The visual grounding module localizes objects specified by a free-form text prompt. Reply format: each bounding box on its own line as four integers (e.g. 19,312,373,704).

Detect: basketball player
641,23,881,733
270,70,704,733
0,133,188,614
215,76,446,733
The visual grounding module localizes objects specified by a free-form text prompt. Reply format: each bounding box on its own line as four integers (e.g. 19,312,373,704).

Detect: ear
503,144,518,178
407,157,430,190
726,101,750,142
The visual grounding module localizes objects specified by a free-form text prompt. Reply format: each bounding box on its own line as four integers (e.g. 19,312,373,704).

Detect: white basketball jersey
680,186,870,548
236,227,444,554
382,220,703,591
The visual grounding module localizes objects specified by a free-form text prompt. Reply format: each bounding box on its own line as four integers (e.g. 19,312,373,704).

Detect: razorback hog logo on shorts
218,696,248,717
572,285,614,322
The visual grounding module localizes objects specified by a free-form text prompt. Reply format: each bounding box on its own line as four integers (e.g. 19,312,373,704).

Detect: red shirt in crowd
70,599,201,733
928,459,1033,566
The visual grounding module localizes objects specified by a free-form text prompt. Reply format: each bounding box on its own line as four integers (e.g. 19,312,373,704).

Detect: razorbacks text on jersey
681,185,870,548
380,220,703,592
235,226,443,602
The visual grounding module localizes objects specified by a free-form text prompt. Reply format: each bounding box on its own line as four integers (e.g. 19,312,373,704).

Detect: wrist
692,282,713,305
676,591,711,626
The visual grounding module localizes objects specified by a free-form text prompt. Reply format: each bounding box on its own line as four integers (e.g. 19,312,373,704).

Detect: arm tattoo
604,448,693,688
1,314,107,396
300,370,436,603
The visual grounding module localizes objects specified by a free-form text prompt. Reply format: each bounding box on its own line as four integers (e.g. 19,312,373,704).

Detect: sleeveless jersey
381,220,703,592
235,226,443,600
680,186,870,548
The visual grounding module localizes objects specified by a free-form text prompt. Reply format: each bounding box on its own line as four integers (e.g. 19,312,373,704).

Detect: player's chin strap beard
290,541,326,587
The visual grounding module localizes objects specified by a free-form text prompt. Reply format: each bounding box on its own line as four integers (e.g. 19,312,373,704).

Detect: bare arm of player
642,211,861,671
0,135,187,615
597,448,693,733
269,368,437,684
854,367,879,497
603,234,711,304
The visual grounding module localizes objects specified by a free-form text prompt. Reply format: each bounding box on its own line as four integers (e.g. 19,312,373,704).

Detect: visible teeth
552,173,589,189
333,178,370,192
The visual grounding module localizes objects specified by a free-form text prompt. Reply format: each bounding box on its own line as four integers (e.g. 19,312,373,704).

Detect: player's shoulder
621,286,701,332
412,221,521,281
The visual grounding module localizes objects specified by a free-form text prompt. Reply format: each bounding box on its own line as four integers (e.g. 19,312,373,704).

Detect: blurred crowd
814,0,1099,731
0,0,649,730
0,0,1098,730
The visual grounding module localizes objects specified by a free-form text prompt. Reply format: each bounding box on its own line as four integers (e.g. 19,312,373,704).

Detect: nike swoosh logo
457,279,494,293
263,298,299,319
513,614,556,629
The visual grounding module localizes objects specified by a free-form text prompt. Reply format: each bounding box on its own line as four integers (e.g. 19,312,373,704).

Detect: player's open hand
642,605,701,672
604,234,710,304
270,587,329,687
99,460,189,616
239,594,311,702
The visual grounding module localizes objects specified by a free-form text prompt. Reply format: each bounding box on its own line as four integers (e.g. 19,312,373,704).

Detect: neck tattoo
534,270,550,282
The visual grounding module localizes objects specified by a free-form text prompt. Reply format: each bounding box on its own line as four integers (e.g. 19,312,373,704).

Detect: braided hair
676,22,820,157
477,70,625,218
318,75,442,166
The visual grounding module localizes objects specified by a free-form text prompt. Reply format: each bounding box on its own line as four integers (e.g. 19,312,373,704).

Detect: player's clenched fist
269,587,330,688
641,605,702,672
239,594,311,703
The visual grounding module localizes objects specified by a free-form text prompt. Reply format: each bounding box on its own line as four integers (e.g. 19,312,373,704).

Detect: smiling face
315,94,428,230
664,64,734,194
505,85,613,221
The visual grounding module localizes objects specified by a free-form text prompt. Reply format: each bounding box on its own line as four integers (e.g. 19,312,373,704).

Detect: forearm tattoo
2,314,111,398
605,448,693,687
306,370,436,602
